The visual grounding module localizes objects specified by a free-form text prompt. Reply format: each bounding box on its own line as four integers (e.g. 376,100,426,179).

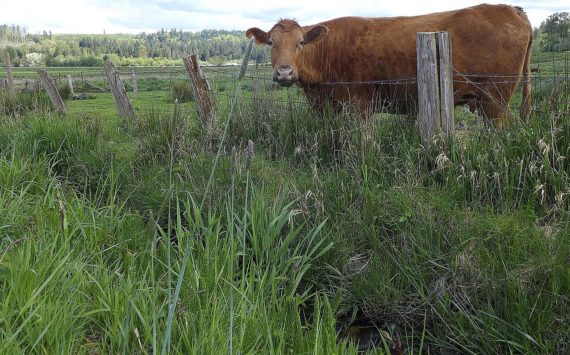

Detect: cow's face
246,20,328,86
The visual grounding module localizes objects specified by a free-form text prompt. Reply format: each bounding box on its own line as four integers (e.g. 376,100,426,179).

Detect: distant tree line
1,25,270,67
3,13,569,68
0,25,26,44
535,12,570,52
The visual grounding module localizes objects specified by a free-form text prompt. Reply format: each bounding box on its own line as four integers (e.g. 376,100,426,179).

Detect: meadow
0,56,569,354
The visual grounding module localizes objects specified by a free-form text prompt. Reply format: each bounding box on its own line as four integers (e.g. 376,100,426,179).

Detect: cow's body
247,4,533,128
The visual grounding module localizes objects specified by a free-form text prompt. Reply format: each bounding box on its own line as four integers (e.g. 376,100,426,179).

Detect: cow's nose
277,65,293,77
274,65,295,85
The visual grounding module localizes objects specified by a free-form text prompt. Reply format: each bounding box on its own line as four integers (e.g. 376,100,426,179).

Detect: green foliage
0,138,340,353
46,54,104,67
168,80,194,103
57,82,72,100
0,66,568,354
0,24,25,43
208,55,227,66
0,90,53,117
536,12,570,52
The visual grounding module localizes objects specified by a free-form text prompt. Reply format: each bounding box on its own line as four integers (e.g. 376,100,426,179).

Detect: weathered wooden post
252,62,260,104
183,54,214,130
416,32,454,146
66,74,74,96
37,69,67,114
104,60,136,120
437,32,454,140
4,51,16,98
131,68,138,95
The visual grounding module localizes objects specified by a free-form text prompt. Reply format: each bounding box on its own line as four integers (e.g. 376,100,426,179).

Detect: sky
1,0,567,35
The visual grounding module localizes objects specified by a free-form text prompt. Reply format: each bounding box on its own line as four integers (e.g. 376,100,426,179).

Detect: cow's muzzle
273,65,297,86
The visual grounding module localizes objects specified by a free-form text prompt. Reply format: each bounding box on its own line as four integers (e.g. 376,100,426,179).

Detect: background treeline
0,25,27,44
1,26,269,67
534,12,570,52
1,11,568,67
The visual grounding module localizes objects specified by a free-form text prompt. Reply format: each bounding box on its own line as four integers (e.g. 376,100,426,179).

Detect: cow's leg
479,100,512,129
478,82,517,129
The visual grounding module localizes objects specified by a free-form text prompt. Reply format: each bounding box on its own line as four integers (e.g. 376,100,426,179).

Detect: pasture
0,53,569,353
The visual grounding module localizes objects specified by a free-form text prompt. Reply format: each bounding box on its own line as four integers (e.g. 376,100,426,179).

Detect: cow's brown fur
246,4,533,128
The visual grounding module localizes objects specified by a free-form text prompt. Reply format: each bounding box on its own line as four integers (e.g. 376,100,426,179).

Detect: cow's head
246,20,329,86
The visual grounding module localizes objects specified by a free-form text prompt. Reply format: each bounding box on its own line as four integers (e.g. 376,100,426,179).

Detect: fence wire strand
2,56,569,120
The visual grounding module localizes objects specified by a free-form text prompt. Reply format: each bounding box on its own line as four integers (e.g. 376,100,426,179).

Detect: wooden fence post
4,51,16,98
37,69,67,114
416,32,454,145
131,68,138,95
104,60,136,120
67,74,74,96
183,54,214,130
437,32,454,140
252,62,260,104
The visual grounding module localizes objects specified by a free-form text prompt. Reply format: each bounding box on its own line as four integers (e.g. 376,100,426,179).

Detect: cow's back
299,4,531,84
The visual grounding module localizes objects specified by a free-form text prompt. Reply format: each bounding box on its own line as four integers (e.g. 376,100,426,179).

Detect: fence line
4,69,567,97
3,52,568,129
7,66,567,89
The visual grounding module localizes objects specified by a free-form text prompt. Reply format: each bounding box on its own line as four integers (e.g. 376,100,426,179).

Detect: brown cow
246,4,532,128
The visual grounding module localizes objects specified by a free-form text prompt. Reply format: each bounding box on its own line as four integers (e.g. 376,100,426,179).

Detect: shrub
58,83,72,100
169,80,194,103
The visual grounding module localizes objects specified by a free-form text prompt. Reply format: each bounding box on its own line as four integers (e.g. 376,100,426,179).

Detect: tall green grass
0,90,54,117
0,77,568,353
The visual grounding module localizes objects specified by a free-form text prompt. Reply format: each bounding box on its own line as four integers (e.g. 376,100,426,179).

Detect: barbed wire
6,64,569,85
3,63,568,120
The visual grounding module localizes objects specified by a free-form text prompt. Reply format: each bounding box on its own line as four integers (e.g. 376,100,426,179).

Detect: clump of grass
57,83,72,100
0,146,344,353
129,105,196,166
0,90,54,117
168,80,194,103
5,114,114,197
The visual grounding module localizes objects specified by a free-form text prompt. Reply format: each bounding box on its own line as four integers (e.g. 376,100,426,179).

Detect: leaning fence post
104,60,136,120
183,54,214,130
416,32,454,145
4,51,16,98
37,69,67,114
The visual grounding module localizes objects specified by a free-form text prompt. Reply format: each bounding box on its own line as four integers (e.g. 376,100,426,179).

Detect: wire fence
2,50,569,124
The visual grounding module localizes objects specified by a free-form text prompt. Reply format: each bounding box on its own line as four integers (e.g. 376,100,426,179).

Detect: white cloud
1,0,563,34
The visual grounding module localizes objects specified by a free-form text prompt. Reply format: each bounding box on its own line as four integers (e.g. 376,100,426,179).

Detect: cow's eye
298,41,305,48
267,39,274,46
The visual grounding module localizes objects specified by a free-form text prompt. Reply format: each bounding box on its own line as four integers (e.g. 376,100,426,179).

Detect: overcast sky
2,0,567,34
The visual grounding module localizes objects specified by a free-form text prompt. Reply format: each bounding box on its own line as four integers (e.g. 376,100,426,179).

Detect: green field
531,50,570,77
0,61,569,354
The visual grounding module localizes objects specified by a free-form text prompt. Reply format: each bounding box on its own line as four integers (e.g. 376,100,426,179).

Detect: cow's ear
304,25,328,44
246,27,270,45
